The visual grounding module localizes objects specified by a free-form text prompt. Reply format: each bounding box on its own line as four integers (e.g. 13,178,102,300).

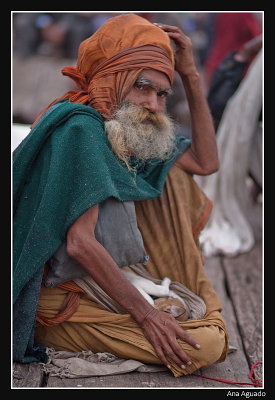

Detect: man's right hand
140,307,201,370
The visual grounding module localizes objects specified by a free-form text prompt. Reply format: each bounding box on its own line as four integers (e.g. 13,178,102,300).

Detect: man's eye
158,91,168,98
135,83,144,90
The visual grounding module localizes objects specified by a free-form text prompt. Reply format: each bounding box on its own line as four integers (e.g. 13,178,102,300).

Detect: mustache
117,101,169,127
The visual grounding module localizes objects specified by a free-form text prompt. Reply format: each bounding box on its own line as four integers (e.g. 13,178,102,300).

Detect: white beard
104,102,176,164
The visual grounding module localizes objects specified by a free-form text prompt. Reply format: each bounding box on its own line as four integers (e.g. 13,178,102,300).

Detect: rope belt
36,280,84,327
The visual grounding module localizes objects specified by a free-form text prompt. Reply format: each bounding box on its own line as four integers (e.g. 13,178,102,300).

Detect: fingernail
167,364,172,369
187,361,192,365
180,364,186,369
195,344,201,349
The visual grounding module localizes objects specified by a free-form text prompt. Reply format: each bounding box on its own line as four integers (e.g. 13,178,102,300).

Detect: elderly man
13,14,228,377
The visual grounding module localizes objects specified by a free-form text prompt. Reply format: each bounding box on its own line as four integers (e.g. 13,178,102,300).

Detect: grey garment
94,197,148,267
41,348,166,378
44,197,149,287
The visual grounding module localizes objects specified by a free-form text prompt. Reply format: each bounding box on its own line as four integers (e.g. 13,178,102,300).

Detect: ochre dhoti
34,166,229,377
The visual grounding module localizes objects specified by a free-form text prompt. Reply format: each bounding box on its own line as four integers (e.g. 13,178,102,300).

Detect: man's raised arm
155,23,219,176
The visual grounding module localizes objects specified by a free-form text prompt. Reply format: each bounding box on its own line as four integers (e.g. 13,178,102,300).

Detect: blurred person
204,12,262,89
35,13,67,57
13,14,228,377
180,13,211,67
207,35,262,128
206,35,262,203
13,13,41,58
197,50,262,257
61,13,113,59
13,13,69,58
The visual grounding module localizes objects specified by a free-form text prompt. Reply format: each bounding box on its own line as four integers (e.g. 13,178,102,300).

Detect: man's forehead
137,70,172,91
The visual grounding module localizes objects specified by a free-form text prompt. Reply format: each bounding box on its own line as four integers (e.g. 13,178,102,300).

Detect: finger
166,31,187,45
156,320,194,367
158,313,200,351
165,338,191,368
153,342,172,370
146,326,188,370
155,26,190,49
154,23,183,34
176,326,201,350
170,340,192,368
143,327,172,369
155,331,189,370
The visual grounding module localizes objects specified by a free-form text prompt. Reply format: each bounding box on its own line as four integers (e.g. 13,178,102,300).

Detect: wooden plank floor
12,200,262,389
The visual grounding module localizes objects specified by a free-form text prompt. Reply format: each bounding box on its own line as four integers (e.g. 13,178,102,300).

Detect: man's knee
181,325,226,372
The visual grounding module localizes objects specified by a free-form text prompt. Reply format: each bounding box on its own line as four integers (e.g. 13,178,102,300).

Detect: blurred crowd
13,12,114,60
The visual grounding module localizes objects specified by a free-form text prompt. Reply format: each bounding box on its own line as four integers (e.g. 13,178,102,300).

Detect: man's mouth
142,118,154,125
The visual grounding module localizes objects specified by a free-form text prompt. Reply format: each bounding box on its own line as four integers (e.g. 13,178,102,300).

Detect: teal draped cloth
13,100,190,362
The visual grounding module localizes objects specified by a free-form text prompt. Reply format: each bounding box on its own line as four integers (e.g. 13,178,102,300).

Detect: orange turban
32,14,174,126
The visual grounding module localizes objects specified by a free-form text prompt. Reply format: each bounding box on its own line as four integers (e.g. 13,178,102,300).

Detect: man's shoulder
53,100,105,127
46,101,108,150
34,100,105,134
13,101,107,159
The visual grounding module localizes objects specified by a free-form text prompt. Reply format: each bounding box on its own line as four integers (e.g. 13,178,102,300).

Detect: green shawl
13,100,190,362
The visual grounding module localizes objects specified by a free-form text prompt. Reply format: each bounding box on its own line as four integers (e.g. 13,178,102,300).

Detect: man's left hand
154,23,198,78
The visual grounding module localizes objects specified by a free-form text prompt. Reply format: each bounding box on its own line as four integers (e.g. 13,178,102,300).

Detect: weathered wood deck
12,198,262,389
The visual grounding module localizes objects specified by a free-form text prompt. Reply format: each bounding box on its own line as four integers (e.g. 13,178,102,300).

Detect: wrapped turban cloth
32,14,175,126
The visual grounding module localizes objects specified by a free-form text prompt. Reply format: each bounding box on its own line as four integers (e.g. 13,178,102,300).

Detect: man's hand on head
154,23,198,78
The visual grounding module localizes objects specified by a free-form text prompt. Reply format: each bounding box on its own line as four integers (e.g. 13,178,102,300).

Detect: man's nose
142,93,161,114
